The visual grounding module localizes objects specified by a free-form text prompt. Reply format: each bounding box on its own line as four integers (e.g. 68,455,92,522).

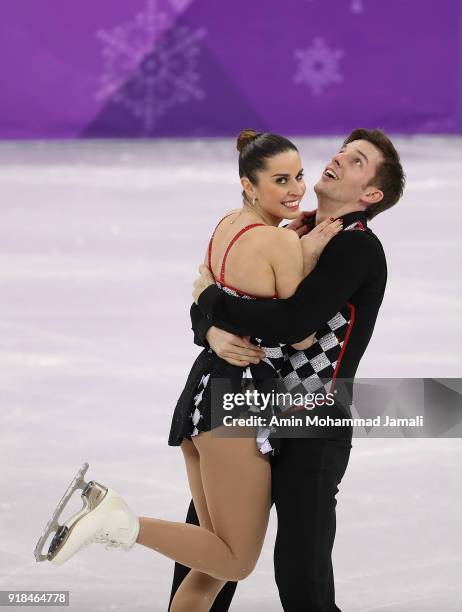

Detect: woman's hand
300,217,343,275
285,210,316,237
192,264,215,304
206,327,266,367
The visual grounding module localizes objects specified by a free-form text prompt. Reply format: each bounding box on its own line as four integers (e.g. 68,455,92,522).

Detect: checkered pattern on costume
190,372,210,437
279,304,353,399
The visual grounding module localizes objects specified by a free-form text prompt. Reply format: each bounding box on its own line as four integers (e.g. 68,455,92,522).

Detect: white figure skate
34,463,140,566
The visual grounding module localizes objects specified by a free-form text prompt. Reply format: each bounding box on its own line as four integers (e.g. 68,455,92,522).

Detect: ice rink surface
0,136,461,611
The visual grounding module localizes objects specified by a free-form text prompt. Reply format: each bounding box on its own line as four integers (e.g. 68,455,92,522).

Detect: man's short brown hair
343,128,405,219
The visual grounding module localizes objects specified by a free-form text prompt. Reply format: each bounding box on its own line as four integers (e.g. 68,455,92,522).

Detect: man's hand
192,264,215,304
285,210,316,237
206,326,266,367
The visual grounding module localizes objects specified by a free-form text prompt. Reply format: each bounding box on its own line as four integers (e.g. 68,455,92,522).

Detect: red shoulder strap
207,213,235,280
220,224,264,284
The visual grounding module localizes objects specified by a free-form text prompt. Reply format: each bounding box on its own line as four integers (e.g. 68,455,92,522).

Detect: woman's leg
167,500,238,612
136,428,271,582
169,439,227,612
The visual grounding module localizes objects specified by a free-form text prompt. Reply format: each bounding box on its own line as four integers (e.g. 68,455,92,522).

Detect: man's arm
190,302,266,365
190,302,255,347
197,231,383,345
190,303,212,348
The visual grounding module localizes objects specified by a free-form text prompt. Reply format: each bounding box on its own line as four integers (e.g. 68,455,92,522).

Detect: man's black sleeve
190,303,252,348
197,231,381,345
190,303,212,348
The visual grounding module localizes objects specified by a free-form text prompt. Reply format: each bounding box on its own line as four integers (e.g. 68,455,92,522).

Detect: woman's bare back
205,211,304,299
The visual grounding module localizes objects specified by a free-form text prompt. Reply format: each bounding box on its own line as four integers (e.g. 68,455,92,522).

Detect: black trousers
168,437,352,612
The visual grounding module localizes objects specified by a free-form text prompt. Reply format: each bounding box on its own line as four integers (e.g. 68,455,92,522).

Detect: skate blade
34,463,107,563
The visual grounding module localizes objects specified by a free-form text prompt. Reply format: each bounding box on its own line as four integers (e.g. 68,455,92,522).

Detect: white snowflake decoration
293,37,344,96
96,0,206,133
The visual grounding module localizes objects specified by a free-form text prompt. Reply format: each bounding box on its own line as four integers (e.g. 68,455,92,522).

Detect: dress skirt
168,347,283,455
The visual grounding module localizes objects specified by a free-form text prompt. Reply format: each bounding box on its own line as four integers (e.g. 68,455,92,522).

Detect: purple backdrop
0,0,461,139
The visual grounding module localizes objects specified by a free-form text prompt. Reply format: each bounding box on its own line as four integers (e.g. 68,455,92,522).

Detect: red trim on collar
344,220,366,232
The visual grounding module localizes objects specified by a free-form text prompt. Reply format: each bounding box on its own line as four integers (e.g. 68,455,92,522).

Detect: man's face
314,139,384,207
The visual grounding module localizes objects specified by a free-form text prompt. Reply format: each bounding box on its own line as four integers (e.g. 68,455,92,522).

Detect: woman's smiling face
242,149,307,221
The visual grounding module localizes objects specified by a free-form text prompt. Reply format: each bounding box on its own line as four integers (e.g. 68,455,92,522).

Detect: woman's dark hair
342,128,405,219
236,129,298,202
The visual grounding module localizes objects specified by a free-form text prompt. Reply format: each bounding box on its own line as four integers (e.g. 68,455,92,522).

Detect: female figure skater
35,130,342,611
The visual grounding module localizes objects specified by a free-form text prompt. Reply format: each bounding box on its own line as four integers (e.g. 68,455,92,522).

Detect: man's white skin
193,139,385,365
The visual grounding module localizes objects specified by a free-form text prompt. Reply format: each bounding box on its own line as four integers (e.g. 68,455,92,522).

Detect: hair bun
236,128,261,153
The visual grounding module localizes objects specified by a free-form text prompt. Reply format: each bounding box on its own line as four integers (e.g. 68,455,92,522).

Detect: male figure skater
169,129,405,611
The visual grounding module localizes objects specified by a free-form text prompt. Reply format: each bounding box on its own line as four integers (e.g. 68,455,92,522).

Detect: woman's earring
252,196,256,206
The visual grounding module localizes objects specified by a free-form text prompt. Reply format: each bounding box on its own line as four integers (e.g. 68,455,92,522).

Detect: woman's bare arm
268,228,304,299
266,228,316,349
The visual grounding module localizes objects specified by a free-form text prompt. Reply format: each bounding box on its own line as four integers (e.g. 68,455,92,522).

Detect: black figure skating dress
168,215,286,455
